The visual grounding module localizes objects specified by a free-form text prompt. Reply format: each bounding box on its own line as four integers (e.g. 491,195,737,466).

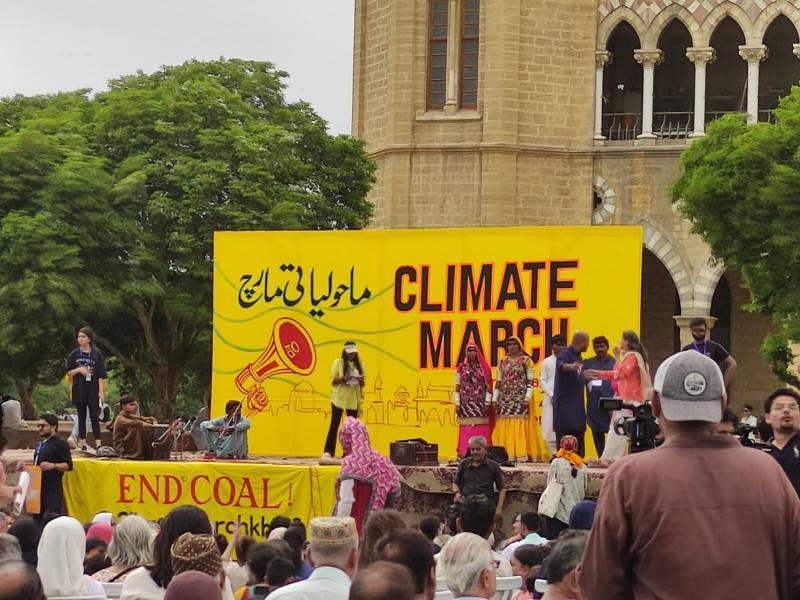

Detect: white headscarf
91,511,113,526
37,516,90,597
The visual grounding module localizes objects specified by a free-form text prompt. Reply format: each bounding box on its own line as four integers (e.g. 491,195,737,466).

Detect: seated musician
112,394,157,459
200,400,250,459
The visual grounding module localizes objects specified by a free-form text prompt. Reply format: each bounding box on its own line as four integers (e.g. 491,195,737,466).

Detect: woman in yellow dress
492,337,534,462
322,341,365,459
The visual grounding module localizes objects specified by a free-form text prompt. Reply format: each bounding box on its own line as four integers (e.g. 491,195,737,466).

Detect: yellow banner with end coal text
212,226,642,459
64,459,339,538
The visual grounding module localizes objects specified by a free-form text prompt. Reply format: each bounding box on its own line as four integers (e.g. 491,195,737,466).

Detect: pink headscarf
86,523,113,545
459,342,493,390
338,417,400,510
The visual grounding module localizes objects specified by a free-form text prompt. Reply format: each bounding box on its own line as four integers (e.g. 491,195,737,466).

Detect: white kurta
539,354,557,453
268,566,351,600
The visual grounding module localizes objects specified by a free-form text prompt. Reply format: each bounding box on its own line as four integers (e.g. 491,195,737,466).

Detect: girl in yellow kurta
492,336,534,462
322,341,365,459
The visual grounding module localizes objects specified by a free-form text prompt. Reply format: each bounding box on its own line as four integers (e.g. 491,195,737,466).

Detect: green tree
672,92,800,386
0,59,376,419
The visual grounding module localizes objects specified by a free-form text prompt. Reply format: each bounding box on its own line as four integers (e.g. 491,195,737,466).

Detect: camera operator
764,388,800,499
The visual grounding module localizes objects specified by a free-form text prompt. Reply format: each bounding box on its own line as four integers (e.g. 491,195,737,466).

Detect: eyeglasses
772,404,800,412
36,424,47,429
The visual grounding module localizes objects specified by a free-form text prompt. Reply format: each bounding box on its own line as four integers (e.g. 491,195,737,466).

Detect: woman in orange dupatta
584,330,652,466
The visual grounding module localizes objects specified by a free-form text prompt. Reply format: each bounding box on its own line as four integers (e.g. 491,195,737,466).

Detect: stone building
351,0,798,407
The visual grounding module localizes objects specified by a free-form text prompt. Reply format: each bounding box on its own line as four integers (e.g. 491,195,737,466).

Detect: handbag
538,479,564,518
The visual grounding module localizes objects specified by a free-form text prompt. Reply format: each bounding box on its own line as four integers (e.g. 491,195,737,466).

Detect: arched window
603,21,643,140
706,17,747,123
654,19,694,138
759,15,800,122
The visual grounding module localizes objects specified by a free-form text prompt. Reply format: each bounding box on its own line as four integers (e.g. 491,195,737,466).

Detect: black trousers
77,402,101,442
556,430,586,457
592,430,606,457
544,516,569,540
324,405,358,456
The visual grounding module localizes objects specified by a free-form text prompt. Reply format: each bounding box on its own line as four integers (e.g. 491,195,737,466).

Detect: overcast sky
0,0,356,134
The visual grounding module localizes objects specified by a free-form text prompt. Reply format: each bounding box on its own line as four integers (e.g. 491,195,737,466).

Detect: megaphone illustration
235,317,317,414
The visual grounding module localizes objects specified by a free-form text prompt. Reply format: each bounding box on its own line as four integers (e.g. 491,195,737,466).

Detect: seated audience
0,534,21,563
93,515,153,583
235,540,293,600
221,526,256,592
121,505,213,600
566,501,595,531
200,401,250,459
440,495,512,577
283,525,313,580
36,516,107,598
349,560,415,600
170,532,232,600
511,544,549,600
164,571,222,600
0,395,25,431
113,395,157,459
418,513,444,554
438,532,496,600
501,512,548,560
375,529,436,600
7,518,41,567
0,560,46,600
358,509,406,568
264,557,296,595
717,408,739,435
86,522,114,546
452,436,505,516
541,531,588,600
497,513,523,551
84,538,111,576
268,517,358,600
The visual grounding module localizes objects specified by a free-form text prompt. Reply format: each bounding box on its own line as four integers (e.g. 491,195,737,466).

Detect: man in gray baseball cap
579,350,800,600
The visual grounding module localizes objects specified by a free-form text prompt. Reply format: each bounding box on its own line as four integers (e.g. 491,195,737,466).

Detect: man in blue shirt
554,332,590,457
583,336,616,456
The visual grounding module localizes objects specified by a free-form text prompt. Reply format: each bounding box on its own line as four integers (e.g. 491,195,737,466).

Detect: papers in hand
13,471,29,516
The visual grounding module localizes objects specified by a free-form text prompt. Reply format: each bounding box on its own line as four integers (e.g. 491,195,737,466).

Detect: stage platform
4,448,605,532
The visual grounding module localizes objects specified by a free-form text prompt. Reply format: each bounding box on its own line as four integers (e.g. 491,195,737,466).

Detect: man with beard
765,388,800,498
681,317,737,389
32,414,72,520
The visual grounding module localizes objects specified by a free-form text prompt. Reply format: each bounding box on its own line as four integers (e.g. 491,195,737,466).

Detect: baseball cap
653,350,725,422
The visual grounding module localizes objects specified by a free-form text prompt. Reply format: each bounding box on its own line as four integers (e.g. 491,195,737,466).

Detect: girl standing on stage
65,326,107,451
492,336,534,462
454,343,493,457
585,330,652,465
322,341,365,459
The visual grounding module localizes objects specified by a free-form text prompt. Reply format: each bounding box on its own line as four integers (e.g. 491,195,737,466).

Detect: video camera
735,423,771,451
599,397,661,453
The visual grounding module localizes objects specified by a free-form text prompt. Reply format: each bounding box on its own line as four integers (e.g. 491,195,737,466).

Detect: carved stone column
594,51,613,140
738,45,768,124
634,49,664,139
685,47,716,137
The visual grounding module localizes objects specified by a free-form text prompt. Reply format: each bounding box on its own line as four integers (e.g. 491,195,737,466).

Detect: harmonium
389,438,439,466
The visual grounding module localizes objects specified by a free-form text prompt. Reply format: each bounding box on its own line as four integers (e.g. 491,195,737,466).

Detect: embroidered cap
653,350,725,422
170,532,222,577
308,516,357,546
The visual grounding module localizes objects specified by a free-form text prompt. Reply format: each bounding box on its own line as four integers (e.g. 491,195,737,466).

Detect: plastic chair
103,581,123,598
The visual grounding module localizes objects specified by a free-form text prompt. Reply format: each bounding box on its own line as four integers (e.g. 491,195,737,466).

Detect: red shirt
579,434,800,599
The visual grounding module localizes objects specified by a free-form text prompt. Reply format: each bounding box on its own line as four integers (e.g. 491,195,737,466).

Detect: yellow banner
64,459,339,538
213,226,642,459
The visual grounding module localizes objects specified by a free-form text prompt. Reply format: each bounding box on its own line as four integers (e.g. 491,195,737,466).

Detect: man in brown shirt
579,350,800,600
112,394,156,459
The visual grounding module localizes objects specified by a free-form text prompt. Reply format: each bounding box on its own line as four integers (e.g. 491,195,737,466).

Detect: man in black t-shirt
33,413,73,520
682,318,737,389
764,388,800,499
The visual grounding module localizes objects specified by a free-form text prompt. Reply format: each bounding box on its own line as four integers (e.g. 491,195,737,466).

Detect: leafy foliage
0,59,375,418
672,92,800,385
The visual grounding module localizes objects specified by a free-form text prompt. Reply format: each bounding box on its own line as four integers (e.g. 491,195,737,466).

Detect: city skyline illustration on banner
212,226,642,459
